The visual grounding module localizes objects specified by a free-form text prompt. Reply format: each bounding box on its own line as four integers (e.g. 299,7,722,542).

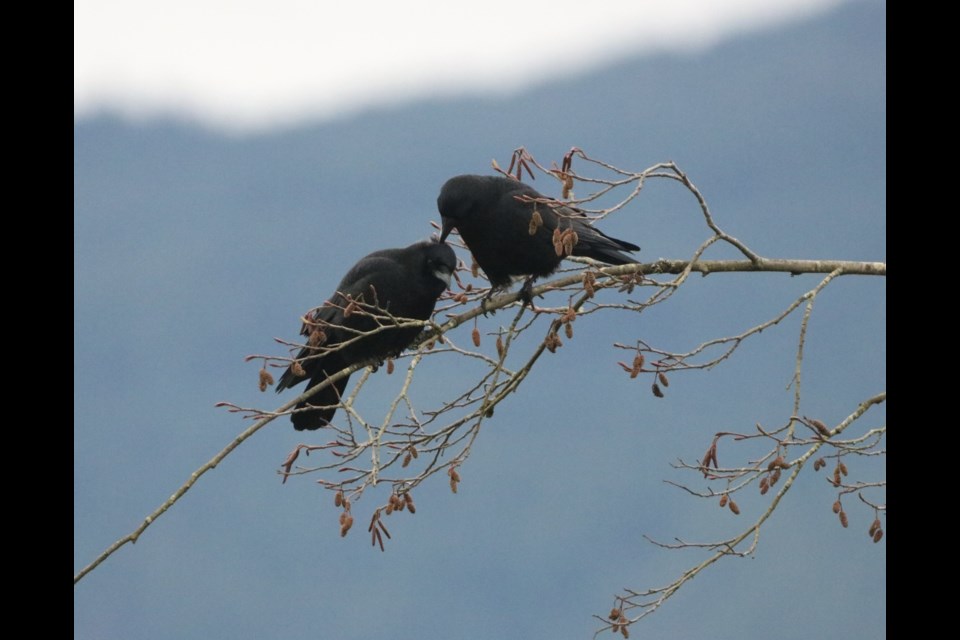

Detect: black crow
276,239,456,430
437,174,639,302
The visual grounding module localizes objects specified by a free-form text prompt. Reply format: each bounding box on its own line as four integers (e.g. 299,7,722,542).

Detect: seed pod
453,292,468,303
609,608,621,620
768,456,786,471
813,458,823,471
770,469,781,486
657,371,669,387
342,498,350,511
873,529,883,543
471,259,479,278
759,477,769,495
719,495,728,508
839,511,848,528
409,446,419,459
402,452,412,468
833,468,841,487
291,360,306,377
728,500,740,515
832,500,842,514
385,502,394,515
472,327,481,347
450,477,459,494
583,271,596,297
652,382,664,398
449,468,461,483
631,354,644,378
620,624,629,638
869,518,881,536
564,322,574,339
529,209,543,235
335,491,344,507
340,515,354,537
258,367,275,391
386,358,395,375
308,328,326,347
839,461,849,476
496,335,505,358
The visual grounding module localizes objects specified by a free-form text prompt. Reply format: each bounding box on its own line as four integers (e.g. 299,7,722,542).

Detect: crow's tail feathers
291,372,350,431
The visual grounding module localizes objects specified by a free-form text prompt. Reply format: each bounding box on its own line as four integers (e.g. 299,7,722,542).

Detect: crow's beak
439,217,455,243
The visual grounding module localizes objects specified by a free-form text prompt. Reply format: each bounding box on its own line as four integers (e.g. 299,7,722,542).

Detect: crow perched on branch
437,174,640,302
276,239,456,430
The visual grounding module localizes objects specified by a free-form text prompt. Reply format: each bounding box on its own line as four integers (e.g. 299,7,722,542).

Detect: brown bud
564,322,574,339
334,490,344,507
652,382,664,398
583,271,596,297
728,500,740,515
873,529,883,543
832,500,841,514
813,458,824,471
258,367,275,392
402,452,412,468
340,514,354,537
545,332,562,353
759,477,769,495
770,469,781,486
657,371,669,387
719,495,728,508
308,328,327,347
869,518,881,536
630,354,644,378
611,624,619,634
496,335,505,358
450,478,459,494
291,360,307,377
620,624,629,638
472,327,481,348
484,406,494,418
529,209,543,235
386,358,395,375
453,292,468,303
809,418,830,436
833,468,841,487
385,502,394,515
407,501,417,514
839,510,848,528
839,461,849,476
342,498,350,511
409,446,419,459
609,608,621,621
449,468,461,483
768,456,786,471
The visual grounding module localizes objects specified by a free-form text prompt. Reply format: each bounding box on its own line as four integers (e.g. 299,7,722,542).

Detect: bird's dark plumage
437,174,639,293
276,239,456,430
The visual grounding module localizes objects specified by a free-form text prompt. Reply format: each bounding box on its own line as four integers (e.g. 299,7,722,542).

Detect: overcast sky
75,0,847,132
